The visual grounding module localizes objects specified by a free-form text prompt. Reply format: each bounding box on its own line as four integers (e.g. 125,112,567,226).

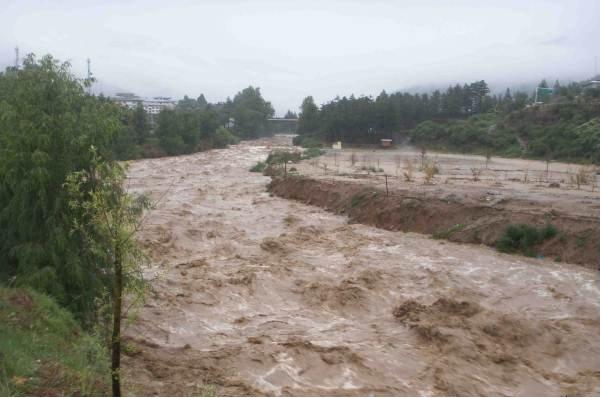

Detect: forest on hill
295,79,600,163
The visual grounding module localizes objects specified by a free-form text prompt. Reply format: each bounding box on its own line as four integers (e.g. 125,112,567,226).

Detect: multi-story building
110,93,177,126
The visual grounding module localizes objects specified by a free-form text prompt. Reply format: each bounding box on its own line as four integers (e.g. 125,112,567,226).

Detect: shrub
301,147,325,159
265,150,302,165
540,224,558,240
212,127,240,148
249,161,266,172
293,134,323,148
423,160,439,184
496,223,557,256
403,159,414,181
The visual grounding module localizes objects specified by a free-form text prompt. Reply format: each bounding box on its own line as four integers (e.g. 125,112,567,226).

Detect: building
380,138,393,148
110,93,177,126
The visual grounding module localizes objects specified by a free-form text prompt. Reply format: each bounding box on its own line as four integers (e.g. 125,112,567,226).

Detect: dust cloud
122,136,599,396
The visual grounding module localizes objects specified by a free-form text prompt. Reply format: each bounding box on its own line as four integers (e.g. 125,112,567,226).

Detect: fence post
385,174,389,196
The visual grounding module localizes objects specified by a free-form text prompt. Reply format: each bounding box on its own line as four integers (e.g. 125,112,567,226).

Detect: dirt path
123,136,599,396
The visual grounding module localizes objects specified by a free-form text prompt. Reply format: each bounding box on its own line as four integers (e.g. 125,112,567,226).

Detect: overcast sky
1,0,599,115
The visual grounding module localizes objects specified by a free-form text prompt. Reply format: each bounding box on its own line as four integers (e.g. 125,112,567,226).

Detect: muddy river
123,136,599,396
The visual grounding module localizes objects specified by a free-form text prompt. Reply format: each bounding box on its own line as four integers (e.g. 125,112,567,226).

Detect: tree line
295,78,600,162
112,86,274,159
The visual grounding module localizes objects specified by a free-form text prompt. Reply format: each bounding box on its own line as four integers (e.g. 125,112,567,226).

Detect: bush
212,127,240,148
293,134,324,148
540,224,558,240
265,150,302,165
301,147,325,159
496,223,557,256
249,161,266,172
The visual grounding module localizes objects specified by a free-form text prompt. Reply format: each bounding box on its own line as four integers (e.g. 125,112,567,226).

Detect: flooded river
123,136,599,396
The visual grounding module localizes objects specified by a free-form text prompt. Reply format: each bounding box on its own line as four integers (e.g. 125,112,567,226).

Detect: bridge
267,118,298,133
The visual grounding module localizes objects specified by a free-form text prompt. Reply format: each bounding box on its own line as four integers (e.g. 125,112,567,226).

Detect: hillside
410,100,600,163
0,288,110,396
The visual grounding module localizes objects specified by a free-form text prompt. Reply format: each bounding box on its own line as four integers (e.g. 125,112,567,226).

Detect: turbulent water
123,136,599,396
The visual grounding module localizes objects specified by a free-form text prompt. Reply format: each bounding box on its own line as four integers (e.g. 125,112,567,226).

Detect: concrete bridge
267,118,297,133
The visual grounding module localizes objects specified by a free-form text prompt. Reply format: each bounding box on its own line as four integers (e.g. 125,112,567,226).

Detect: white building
110,93,177,126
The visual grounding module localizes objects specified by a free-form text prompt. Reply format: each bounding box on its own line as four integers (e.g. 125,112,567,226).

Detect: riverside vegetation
0,54,275,395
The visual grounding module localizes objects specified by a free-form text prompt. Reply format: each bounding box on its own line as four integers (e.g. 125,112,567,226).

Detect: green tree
0,54,129,321
65,150,149,396
155,109,186,155
230,86,274,138
297,96,320,135
132,103,149,144
469,80,490,114
284,109,298,119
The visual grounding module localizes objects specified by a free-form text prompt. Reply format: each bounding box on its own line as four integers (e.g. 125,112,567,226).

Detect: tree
0,54,129,321
0,54,152,396
155,109,186,155
297,96,319,135
196,94,208,110
284,109,298,119
468,80,490,114
230,86,274,138
132,103,149,144
65,150,149,396
513,91,529,110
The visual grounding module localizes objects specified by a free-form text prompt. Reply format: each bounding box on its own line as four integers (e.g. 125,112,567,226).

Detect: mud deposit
123,136,599,396
268,176,599,268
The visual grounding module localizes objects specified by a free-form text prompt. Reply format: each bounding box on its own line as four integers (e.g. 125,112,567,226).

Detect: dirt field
293,145,600,219
122,136,599,396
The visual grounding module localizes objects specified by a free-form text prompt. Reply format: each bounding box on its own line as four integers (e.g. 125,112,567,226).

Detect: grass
433,224,464,239
0,287,110,396
496,224,558,256
350,190,379,208
575,229,593,247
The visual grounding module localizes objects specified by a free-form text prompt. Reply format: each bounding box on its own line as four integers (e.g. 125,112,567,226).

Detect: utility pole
87,58,92,94
14,47,19,69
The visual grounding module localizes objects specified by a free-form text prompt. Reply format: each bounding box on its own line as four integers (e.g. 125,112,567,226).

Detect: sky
1,0,599,115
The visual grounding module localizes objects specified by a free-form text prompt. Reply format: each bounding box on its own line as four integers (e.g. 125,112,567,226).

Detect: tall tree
132,103,149,144
65,151,149,397
0,54,127,320
284,109,298,119
230,86,274,138
297,96,319,135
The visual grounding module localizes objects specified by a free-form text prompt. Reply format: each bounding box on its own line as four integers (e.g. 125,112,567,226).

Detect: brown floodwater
122,136,599,396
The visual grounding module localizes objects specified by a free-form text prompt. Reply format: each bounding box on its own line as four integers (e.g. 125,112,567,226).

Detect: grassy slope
0,288,109,396
410,100,600,163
